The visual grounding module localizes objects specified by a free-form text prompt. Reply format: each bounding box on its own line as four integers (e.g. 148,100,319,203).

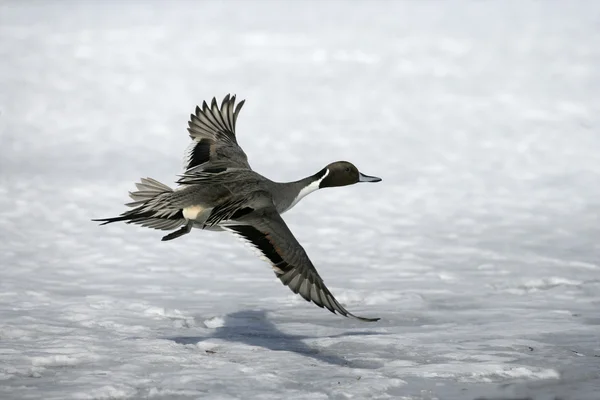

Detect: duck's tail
93,177,186,232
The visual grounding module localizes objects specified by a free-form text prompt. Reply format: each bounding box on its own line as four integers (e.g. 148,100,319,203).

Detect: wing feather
225,208,379,322
183,95,250,173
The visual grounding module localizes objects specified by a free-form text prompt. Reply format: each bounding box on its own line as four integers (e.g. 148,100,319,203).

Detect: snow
1,1,599,399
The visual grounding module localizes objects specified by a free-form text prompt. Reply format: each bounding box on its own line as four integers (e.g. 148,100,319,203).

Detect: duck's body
180,167,323,218
94,95,382,321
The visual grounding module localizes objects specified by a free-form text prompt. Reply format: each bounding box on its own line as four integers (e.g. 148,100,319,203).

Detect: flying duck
94,95,382,321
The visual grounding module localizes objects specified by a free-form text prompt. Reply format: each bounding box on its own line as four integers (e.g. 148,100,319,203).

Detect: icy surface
1,1,599,399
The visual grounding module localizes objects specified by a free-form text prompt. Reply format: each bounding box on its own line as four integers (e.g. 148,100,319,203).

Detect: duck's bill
358,172,382,183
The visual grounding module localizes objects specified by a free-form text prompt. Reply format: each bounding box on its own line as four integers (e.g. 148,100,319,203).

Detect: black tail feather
92,211,155,226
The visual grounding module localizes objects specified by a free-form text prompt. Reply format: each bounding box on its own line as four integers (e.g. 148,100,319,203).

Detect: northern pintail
94,95,382,321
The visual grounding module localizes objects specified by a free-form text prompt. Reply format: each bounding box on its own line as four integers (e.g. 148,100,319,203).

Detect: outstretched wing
225,208,379,322
183,94,251,174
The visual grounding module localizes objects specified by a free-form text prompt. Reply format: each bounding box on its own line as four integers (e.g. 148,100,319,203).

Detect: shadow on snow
165,309,384,369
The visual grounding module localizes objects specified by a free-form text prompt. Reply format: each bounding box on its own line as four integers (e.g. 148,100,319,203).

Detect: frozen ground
1,1,599,399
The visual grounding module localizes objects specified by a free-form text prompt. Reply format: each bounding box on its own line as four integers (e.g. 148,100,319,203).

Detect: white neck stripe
286,168,329,212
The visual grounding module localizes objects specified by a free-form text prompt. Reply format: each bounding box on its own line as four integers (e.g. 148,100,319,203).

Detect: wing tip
331,305,380,322
348,314,380,322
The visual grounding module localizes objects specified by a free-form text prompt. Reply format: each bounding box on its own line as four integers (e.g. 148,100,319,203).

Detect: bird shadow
164,309,385,369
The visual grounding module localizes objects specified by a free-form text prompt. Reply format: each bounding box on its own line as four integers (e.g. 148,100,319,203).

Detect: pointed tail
93,178,185,231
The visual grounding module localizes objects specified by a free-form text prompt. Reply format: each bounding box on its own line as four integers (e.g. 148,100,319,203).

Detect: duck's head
318,161,382,188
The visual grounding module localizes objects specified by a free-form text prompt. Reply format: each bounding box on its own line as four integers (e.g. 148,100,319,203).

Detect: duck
93,95,382,321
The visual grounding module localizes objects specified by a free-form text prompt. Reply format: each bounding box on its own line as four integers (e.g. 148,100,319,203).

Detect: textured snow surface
1,1,600,399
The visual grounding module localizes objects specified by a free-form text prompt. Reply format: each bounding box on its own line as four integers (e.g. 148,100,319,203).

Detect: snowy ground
1,1,599,399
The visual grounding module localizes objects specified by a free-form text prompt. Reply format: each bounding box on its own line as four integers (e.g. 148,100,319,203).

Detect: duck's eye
345,167,351,172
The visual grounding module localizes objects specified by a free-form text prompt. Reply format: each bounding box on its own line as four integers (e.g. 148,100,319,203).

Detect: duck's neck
277,168,329,214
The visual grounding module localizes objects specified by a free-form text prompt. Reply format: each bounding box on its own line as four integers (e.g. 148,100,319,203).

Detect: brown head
317,161,382,189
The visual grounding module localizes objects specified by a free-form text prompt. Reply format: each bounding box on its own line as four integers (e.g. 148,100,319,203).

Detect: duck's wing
225,207,380,322
183,94,251,173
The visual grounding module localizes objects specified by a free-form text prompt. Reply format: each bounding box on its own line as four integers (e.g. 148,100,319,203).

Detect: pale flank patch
286,168,329,212
182,205,204,220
